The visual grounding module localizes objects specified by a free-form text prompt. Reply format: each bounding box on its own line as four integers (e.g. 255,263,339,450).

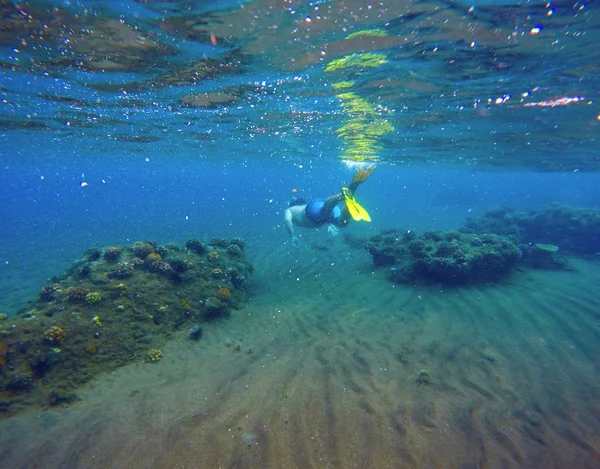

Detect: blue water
3,139,599,313
1,1,600,466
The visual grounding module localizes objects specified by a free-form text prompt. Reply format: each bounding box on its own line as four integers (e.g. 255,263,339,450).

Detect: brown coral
0,342,7,368
146,252,162,262
44,326,67,345
216,287,232,302
207,250,221,262
40,284,61,301
66,286,89,302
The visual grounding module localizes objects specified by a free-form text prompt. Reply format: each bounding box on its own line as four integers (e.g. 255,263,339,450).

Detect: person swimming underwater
284,166,375,248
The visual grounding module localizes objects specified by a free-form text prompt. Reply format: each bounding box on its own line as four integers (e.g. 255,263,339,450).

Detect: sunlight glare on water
1,0,598,170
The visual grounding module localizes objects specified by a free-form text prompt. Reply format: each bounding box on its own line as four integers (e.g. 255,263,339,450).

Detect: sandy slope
1,239,599,468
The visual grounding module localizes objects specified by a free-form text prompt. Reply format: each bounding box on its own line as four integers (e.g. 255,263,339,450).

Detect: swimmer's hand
327,224,339,237
291,235,301,249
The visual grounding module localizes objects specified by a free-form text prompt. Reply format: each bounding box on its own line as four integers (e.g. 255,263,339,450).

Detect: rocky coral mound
0,237,253,416
367,229,522,285
465,204,600,257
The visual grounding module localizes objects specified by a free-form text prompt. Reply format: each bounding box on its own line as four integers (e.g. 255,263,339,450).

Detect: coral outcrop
367,229,522,285
0,237,253,416
103,246,121,261
465,204,600,257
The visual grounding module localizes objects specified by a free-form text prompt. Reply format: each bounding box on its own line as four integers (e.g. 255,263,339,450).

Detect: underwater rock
185,238,206,255
216,287,232,302
0,236,253,415
29,354,55,378
66,286,89,302
7,373,33,392
187,326,203,341
208,238,231,248
520,243,571,271
40,284,62,302
84,248,102,262
49,388,79,406
227,243,243,256
146,259,179,281
103,246,122,261
44,326,67,345
203,297,230,319
132,242,155,259
168,257,191,273
416,369,431,385
231,273,246,288
465,205,600,256
109,262,135,279
368,229,521,285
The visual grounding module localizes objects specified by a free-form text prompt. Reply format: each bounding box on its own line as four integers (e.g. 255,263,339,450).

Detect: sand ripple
1,242,599,468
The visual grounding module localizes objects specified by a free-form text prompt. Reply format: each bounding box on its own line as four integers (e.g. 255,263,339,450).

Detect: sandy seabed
1,239,600,469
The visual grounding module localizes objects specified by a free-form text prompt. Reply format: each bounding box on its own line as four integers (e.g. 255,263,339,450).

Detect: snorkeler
284,166,375,248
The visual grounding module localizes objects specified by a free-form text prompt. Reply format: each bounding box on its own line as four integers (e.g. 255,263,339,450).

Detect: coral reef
147,349,163,362
208,250,221,262
103,246,121,261
84,248,102,262
132,242,155,258
109,262,135,279
66,286,89,302
44,326,67,345
185,238,206,255
367,229,522,285
216,287,232,302
208,238,230,248
368,203,596,285
146,259,177,279
146,252,162,262
40,284,61,302
0,236,252,416
168,257,190,273
204,297,230,319
227,244,243,256
520,243,570,270
465,205,600,257
85,292,102,305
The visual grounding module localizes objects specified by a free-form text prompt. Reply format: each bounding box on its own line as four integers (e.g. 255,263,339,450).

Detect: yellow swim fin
342,187,371,222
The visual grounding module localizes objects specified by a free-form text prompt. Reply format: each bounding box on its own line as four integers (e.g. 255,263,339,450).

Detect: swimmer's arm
284,208,300,248
284,208,295,236
322,193,344,213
